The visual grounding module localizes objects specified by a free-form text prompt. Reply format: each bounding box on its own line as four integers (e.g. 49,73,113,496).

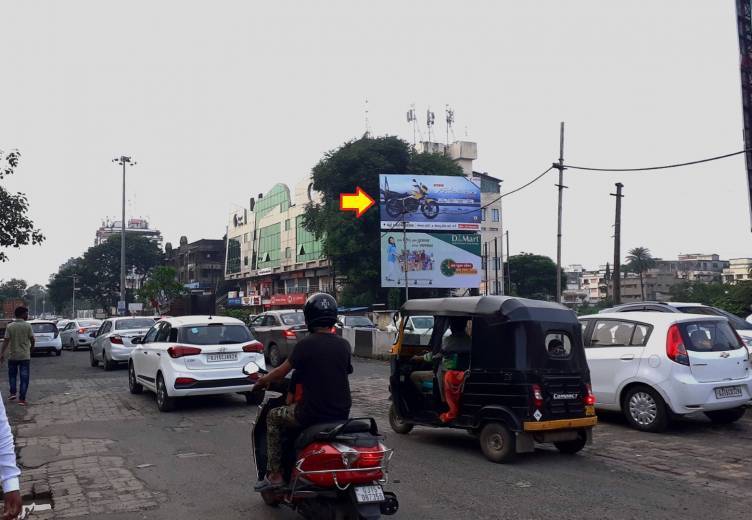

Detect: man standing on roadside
0,307,34,406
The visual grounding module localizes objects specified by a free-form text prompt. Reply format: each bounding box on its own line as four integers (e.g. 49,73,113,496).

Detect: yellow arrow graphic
339,187,375,218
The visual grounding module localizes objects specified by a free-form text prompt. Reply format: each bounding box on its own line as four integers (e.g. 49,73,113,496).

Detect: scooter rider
253,293,353,491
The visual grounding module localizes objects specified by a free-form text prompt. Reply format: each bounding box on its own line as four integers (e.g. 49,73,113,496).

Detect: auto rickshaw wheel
554,431,587,454
479,422,516,463
260,490,280,507
388,404,414,434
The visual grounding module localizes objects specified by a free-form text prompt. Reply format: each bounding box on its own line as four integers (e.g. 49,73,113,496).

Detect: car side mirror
131,337,142,344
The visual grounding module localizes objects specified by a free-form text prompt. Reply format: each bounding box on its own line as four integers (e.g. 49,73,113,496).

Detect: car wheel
388,403,414,435
156,373,176,412
554,431,588,454
245,389,265,405
267,344,282,368
128,363,143,395
55,348,61,357
90,349,99,367
705,407,746,424
624,386,669,433
479,422,516,463
69,338,76,350
103,351,114,371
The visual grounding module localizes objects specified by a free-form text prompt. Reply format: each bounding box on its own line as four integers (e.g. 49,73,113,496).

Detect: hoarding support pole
402,220,409,301
494,237,499,296
555,122,566,303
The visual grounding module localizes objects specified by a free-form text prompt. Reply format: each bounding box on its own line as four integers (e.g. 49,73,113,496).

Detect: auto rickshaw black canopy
401,296,577,325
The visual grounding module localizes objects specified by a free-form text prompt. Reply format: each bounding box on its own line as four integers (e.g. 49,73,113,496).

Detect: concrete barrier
339,328,400,359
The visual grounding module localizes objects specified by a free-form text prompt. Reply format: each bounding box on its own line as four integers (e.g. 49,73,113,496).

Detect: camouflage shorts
266,404,299,474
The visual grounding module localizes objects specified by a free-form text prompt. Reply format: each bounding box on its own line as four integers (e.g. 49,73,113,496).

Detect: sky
1,0,751,287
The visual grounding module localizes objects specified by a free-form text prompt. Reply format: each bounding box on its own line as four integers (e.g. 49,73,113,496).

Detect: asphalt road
2,351,750,519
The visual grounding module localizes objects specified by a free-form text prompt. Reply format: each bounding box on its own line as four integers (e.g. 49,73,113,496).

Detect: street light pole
72,275,77,318
554,122,566,303
112,156,136,315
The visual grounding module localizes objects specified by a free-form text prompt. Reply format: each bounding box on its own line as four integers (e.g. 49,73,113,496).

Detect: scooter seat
295,419,374,450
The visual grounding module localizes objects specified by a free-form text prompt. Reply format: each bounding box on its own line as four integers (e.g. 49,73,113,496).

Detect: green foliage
669,281,752,317
387,288,402,311
222,308,255,324
47,262,79,314
138,266,185,311
626,247,656,300
0,149,44,262
0,278,27,300
507,253,564,300
303,136,463,305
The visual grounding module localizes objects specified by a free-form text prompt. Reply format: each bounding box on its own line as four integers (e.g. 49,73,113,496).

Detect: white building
723,258,752,284
95,218,162,247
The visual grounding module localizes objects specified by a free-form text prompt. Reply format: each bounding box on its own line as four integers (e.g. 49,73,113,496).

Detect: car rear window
679,321,743,352
280,313,305,326
346,316,374,327
31,323,56,334
412,317,434,329
177,324,253,345
79,321,100,328
115,318,156,330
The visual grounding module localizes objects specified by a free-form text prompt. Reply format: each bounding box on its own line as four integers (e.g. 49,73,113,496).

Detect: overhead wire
563,149,746,172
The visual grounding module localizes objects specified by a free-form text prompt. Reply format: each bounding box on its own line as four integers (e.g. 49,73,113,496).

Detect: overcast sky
1,1,750,287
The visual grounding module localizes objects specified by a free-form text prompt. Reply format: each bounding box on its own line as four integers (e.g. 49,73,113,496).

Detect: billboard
380,232,481,288
379,174,481,231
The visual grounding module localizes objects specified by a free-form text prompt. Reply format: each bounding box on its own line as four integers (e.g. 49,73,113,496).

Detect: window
244,233,249,243
100,322,112,335
226,236,242,275
155,322,171,342
284,219,290,231
285,247,291,259
280,313,305,325
545,332,572,358
590,320,636,347
481,208,487,221
30,323,56,334
243,256,249,266
491,208,500,222
680,321,742,352
142,326,159,344
631,324,651,346
296,215,323,262
177,324,252,345
115,318,156,330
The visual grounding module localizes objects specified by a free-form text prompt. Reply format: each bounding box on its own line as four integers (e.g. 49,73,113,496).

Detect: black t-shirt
288,332,353,427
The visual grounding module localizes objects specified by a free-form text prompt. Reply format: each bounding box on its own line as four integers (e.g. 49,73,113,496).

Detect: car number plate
207,353,238,362
354,485,385,504
714,385,743,399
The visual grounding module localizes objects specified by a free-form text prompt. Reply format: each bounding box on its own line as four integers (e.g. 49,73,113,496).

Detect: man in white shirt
0,395,21,519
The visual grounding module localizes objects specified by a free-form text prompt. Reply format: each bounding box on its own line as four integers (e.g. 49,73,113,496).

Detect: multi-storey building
95,218,162,247
654,253,728,282
723,258,752,284
165,237,225,291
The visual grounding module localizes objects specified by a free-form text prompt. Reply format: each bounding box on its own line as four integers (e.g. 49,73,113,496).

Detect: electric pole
71,275,78,318
505,230,511,294
554,122,567,303
112,156,136,315
611,183,624,305
494,237,499,295
402,220,409,301
484,242,489,296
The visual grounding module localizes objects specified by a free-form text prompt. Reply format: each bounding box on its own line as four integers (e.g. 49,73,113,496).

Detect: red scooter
244,362,399,520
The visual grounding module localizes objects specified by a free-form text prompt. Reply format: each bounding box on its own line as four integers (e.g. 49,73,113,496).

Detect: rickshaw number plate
354,485,385,503
585,405,595,416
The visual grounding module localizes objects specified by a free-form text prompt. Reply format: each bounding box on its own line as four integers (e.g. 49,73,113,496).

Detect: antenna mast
445,105,454,146
364,98,371,137
426,108,435,142
406,104,417,148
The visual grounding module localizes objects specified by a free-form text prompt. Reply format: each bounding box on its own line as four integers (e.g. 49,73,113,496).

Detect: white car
90,317,157,371
386,315,434,335
128,316,266,412
59,319,102,350
29,320,62,356
580,312,752,432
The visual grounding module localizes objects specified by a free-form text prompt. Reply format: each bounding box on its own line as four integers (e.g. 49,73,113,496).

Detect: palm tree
626,247,656,300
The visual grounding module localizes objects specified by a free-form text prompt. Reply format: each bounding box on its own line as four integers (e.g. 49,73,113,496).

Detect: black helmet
303,293,338,331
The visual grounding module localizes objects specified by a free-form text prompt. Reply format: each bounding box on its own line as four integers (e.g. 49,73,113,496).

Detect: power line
563,149,746,172
455,166,554,216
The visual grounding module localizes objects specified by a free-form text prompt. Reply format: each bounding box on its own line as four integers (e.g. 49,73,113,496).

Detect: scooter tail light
531,384,544,409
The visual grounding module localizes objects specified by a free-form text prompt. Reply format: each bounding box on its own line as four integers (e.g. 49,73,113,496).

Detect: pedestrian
0,307,34,406
0,394,21,519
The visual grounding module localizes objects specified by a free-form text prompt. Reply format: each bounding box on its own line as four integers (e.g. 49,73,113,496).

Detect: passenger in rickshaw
409,317,471,422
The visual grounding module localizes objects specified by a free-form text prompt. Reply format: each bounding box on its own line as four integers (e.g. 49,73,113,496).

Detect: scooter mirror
243,361,261,375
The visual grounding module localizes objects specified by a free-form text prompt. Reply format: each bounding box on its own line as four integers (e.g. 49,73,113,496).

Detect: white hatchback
128,316,266,412
580,312,752,432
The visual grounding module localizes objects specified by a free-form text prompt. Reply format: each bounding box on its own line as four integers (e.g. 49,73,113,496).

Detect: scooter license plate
354,485,385,503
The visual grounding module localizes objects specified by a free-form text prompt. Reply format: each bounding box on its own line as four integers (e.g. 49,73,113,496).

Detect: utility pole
499,188,505,296
611,183,624,305
112,156,136,316
402,220,409,301
494,237,499,296
554,122,566,303
484,242,489,296
71,275,78,318
505,231,512,294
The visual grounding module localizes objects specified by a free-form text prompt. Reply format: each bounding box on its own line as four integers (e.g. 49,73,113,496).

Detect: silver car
90,317,156,371
59,319,102,350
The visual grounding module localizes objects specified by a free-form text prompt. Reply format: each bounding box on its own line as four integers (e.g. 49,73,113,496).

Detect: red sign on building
269,293,307,306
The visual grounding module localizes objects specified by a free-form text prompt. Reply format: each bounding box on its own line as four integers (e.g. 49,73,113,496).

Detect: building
654,253,728,283
224,178,332,309
95,218,163,247
723,258,752,284
165,237,226,291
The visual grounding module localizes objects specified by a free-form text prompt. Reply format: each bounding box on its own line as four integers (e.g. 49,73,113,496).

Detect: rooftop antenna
406,104,417,148
445,104,455,147
426,108,435,142
364,98,371,137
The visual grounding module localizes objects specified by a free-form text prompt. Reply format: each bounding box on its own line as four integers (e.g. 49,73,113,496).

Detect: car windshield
679,320,742,352
115,318,156,330
177,324,253,345
280,313,305,326
676,306,752,330
347,316,373,326
411,317,434,329
31,323,56,334
79,321,100,328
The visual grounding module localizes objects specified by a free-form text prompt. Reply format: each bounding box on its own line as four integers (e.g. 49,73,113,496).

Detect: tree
626,247,656,300
0,279,27,300
506,253,564,300
138,266,185,314
24,284,47,316
303,136,463,306
0,149,44,262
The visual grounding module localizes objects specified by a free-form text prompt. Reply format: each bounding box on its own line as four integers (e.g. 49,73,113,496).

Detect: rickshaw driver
410,317,471,401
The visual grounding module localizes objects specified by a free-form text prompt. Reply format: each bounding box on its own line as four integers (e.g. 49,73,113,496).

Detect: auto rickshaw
388,296,597,463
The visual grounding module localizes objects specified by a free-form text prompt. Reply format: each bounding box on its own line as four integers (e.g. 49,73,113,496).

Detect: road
2,351,751,519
